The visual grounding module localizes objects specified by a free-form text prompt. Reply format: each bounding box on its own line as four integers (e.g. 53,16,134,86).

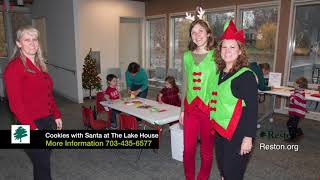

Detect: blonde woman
4,26,62,180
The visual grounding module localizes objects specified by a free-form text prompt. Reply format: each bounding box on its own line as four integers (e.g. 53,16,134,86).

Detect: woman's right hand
179,112,184,125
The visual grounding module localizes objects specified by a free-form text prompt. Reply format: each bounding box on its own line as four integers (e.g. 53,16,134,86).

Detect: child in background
249,62,271,91
105,74,121,129
259,63,271,86
287,77,308,141
157,76,181,107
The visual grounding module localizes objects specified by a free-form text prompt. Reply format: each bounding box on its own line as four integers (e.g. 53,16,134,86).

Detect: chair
82,106,107,130
96,91,111,128
119,113,138,130
312,67,320,84
81,106,91,129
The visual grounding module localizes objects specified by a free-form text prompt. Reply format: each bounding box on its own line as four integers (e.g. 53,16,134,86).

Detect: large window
0,10,31,58
11,12,32,40
207,10,235,40
171,16,191,71
0,12,7,57
239,4,279,69
289,2,320,85
147,17,166,69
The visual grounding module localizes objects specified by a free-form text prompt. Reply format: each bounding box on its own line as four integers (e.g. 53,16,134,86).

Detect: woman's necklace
221,71,229,79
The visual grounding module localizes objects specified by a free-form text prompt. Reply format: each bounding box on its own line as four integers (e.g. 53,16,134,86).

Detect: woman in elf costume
179,7,218,180
210,20,257,180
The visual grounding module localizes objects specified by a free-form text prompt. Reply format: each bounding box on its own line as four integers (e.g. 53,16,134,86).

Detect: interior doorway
119,17,143,89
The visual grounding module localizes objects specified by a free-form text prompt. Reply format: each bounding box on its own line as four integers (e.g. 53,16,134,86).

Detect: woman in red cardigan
4,26,62,180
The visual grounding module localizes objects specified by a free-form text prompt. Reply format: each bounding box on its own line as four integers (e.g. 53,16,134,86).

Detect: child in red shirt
157,76,181,107
104,74,121,128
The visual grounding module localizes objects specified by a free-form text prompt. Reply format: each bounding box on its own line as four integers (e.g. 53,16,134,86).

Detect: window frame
205,6,236,43
145,14,167,69
237,1,281,73
0,6,31,60
0,11,8,59
169,11,187,70
285,0,320,89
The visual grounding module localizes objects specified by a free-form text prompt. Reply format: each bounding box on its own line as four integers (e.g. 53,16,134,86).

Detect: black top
218,70,258,138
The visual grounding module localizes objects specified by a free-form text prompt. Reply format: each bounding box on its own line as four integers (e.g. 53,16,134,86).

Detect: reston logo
259,130,290,139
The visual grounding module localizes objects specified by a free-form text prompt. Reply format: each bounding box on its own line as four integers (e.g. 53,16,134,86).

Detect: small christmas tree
82,48,102,99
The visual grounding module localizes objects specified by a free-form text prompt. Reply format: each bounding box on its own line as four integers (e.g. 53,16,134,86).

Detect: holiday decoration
82,48,102,99
221,20,244,44
185,7,206,22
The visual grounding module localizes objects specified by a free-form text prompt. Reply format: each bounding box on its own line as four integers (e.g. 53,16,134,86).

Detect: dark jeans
111,109,120,127
130,84,148,98
287,115,301,139
24,149,52,180
23,116,55,180
138,88,148,98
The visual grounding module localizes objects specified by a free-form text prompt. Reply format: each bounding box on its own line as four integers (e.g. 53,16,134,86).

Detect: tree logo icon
14,126,28,142
11,125,30,144
259,131,266,138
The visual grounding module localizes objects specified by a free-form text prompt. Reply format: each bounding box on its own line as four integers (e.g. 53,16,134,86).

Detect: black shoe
287,126,297,140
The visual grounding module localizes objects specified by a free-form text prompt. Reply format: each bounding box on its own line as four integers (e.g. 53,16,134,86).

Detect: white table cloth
100,97,181,125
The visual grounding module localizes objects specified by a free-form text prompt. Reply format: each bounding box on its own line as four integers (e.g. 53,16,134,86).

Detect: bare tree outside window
173,17,191,71
207,11,235,40
241,6,278,69
290,4,320,84
149,18,166,68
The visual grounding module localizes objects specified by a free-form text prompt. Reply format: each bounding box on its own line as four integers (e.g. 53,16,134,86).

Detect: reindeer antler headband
185,7,206,22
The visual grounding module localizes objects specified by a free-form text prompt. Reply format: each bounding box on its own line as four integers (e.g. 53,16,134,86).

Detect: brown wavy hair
165,76,178,89
188,19,216,51
295,77,308,89
215,40,248,73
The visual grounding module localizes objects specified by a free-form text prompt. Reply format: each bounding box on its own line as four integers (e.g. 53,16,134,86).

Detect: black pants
24,116,55,180
24,149,52,180
286,115,301,139
215,133,249,180
111,109,120,127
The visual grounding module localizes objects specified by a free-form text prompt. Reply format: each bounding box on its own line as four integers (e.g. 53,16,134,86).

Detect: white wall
119,17,143,89
32,0,81,103
75,0,145,96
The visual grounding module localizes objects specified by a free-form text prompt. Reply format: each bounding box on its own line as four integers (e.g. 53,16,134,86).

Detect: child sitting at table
105,74,121,129
157,76,181,107
287,76,308,141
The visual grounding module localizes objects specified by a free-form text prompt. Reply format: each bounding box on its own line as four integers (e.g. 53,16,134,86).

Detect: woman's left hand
240,136,252,155
55,118,63,130
132,90,140,96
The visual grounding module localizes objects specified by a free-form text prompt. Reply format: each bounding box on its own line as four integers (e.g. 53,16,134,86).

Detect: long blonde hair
11,26,47,72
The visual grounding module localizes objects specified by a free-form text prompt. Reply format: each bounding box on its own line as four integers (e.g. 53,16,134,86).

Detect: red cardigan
4,57,61,130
